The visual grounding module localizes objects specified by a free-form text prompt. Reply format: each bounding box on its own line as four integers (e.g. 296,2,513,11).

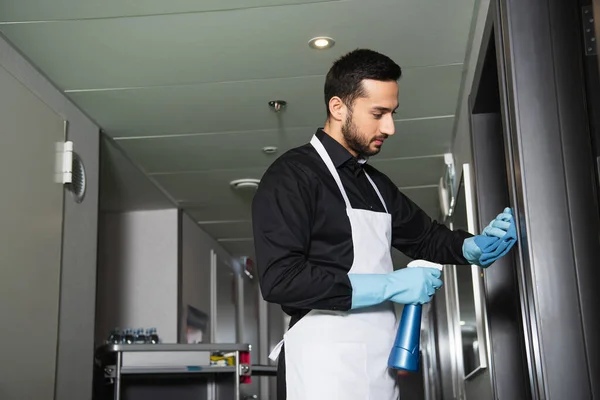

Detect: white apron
269,134,399,400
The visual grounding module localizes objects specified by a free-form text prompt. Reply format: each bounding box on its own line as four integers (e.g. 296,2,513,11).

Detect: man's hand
463,207,517,267
349,267,442,310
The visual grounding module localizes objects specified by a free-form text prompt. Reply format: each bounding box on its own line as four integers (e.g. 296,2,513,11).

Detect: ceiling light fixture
262,146,278,155
309,36,335,50
268,100,287,112
230,178,260,190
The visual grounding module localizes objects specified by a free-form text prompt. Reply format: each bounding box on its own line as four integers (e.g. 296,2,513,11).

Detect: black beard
341,112,381,157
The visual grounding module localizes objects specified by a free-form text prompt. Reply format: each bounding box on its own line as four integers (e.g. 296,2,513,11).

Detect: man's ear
328,96,347,122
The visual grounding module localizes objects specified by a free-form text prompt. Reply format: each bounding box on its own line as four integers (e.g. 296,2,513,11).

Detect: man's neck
323,120,358,158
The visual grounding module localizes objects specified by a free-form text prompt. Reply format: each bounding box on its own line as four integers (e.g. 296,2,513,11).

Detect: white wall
96,207,265,349
179,211,242,343
96,209,180,344
215,255,238,343
180,212,214,342
0,33,100,400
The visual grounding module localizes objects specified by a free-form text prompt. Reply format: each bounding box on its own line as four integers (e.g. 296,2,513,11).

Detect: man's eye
373,114,382,119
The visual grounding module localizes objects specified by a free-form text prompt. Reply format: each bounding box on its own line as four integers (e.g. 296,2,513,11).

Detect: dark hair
324,49,401,116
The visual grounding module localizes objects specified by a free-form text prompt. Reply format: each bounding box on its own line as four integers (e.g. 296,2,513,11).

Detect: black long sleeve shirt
252,129,471,322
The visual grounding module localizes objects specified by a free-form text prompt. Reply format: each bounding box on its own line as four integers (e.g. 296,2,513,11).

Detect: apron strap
310,135,352,209
310,135,390,213
269,339,284,361
364,171,389,214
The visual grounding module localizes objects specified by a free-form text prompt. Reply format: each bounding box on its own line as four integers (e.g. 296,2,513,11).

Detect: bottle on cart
123,328,135,344
106,328,121,344
148,328,159,344
135,328,146,344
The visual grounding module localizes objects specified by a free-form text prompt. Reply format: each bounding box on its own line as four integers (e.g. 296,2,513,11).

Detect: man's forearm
400,221,472,265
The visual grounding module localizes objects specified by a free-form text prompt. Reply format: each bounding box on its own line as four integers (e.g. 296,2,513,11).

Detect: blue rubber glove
463,207,517,267
348,267,443,310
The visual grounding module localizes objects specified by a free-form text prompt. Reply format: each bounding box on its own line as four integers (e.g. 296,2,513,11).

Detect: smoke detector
230,179,260,190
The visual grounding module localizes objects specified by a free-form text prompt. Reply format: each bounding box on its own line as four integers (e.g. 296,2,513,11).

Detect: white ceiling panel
117,127,314,174
0,0,473,90
114,116,452,174
67,75,323,137
153,167,267,207
0,0,334,22
65,65,461,138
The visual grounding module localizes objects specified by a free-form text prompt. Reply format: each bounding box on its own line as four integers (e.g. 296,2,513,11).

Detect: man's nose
381,114,396,136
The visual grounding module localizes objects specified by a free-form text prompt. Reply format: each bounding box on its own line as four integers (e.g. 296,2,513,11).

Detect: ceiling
0,0,476,267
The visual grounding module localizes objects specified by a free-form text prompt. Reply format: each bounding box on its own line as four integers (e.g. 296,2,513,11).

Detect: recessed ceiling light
263,146,278,155
309,36,335,50
230,179,260,190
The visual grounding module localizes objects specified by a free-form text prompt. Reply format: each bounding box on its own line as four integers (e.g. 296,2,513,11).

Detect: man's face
342,79,399,158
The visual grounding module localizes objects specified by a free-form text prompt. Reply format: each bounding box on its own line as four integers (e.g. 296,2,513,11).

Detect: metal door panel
0,64,65,400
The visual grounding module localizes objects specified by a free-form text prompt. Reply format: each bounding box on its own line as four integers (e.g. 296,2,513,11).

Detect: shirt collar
315,129,368,168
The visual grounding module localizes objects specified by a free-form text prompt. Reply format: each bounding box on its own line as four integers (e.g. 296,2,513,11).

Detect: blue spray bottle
388,260,443,371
